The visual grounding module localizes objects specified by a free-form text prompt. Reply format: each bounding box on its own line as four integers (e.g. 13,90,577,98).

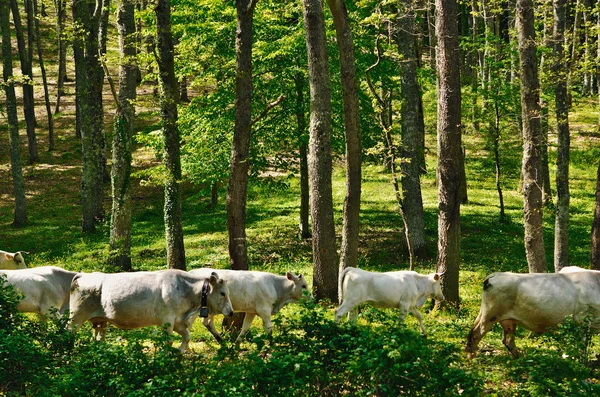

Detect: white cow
0,250,27,269
335,267,444,336
189,268,309,342
0,266,77,317
68,270,234,352
466,271,600,358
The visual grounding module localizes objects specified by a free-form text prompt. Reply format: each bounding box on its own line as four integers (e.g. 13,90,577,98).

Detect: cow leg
500,319,519,358
335,300,357,323
202,316,223,343
235,313,256,343
410,308,427,337
398,302,409,325
257,309,273,336
92,321,107,341
174,322,191,353
465,311,495,357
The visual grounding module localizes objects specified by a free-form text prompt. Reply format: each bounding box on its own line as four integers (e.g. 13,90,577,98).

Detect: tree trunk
1,0,27,226
494,101,505,219
516,0,547,273
436,0,462,308
156,0,186,269
109,0,138,271
54,0,67,114
32,0,54,151
295,73,311,239
72,0,106,233
302,0,338,302
10,0,38,163
427,0,436,70
553,0,570,272
327,0,362,273
591,162,600,270
227,0,256,272
396,1,427,260
539,0,552,205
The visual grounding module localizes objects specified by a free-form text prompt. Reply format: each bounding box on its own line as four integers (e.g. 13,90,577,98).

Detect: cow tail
338,267,353,305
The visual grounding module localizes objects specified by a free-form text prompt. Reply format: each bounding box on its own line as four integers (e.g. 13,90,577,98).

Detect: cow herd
1,250,600,359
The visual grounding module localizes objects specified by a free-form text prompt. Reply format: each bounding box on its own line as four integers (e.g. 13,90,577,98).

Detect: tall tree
295,72,311,239
553,0,570,272
396,0,427,259
516,0,547,273
302,0,338,302
436,0,462,307
109,0,138,271
227,0,257,272
156,0,186,269
10,0,38,163
326,0,362,273
72,0,106,233
591,163,600,270
1,0,27,227
54,0,68,114
32,0,54,151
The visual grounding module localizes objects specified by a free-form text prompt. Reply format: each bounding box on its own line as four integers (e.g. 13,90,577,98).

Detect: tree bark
10,0,38,163
72,0,106,233
436,0,462,307
32,0,54,151
396,1,427,260
295,73,311,239
327,0,362,273
109,0,138,271
1,0,27,227
516,0,547,273
539,0,552,205
591,162,600,270
156,0,186,269
227,0,257,272
54,0,67,114
553,0,570,272
302,0,338,302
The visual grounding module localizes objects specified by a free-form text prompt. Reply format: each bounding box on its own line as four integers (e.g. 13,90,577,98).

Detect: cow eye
220,292,226,297
302,285,307,289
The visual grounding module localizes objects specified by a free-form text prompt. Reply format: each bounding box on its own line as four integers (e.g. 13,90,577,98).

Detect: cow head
286,272,310,300
207,272,234,317
2,252,27,270
430,273,445,302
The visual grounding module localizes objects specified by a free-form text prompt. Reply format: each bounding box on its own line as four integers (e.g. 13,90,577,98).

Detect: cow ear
209,272,219,285
286,272,296,281
433,274,440,281
5,253,13,261
298,274,303,279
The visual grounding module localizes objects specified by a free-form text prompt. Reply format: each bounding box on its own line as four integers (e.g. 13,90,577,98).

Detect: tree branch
251,94,285,126
365,33,386,107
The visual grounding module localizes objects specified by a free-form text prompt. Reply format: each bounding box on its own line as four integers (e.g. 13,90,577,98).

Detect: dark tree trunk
302,0,338,302
295,73,311,239
109,0,138,271
327,0,361,273
436,0,462,308
553,0,570,272
54,0,67,114
540,0,552,205
493,101,505,219
10,0,38,163
32,0,54,151
227,0,257,272
1,0,27,226
591,162,600,270
396,1,427,260
156,0,186,269
72,0,106,233
211,182,218,207
516,0,547,273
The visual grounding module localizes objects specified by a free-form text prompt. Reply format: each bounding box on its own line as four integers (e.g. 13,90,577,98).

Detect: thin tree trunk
295,73,311,239
494,101,505,219
427,0,436,70
211,182,218,207
327,0,361,273
32,0,54,151
10,0,38,163
396,1,427,260
591,162,600,270
539,0,552,205
109,0,137,271
1,0,27,226
54,0,67,114
597,0,600,129
553,0,570,272
156,0,185,269
227,0,257,273
302,0,338,302
471,0,481,133
436,0,462,307
516,0,547,273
